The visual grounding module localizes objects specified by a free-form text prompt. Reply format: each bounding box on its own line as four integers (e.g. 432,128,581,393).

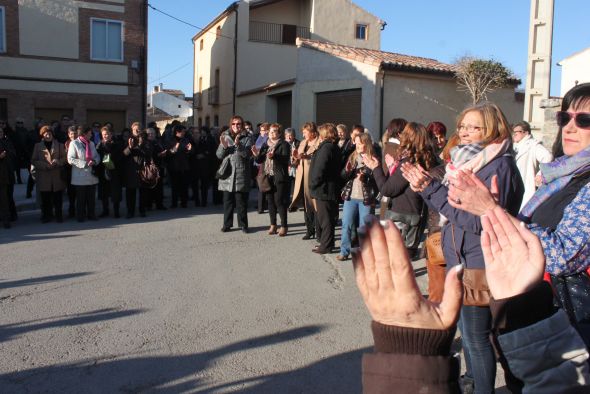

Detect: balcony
249,21,311,45
194,92,203,109
208,86,219,106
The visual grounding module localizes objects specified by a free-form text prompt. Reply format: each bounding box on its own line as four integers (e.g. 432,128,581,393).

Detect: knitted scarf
520,145,590,219
264,138,278,176
79,136,93,162
443,139,511,185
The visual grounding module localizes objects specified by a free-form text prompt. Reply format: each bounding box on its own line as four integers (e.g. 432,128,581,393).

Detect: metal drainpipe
379,68,385,140
232,5,239,115
141,0,148,126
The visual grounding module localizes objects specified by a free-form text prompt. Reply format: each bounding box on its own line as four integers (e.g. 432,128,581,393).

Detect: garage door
86,110,127,133
316,89,361,129
34,108,73,125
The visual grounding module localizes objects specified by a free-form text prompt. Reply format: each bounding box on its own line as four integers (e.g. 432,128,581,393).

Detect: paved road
0,203,506,393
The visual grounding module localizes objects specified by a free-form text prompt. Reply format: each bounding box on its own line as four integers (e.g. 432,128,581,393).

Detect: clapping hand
447,171,499,216
251,146,259,156
220,135,229,148
481,206,545,299
400,162,431,192
384,153,396,169
353,217,463,329
362,155,379,170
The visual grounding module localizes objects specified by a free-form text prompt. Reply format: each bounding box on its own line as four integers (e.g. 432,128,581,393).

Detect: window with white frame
0,6,6,53
355,24,368,40
91,18,123,61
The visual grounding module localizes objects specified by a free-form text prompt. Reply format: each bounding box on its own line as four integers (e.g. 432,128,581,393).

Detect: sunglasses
231,122,242,126
556,111,590,129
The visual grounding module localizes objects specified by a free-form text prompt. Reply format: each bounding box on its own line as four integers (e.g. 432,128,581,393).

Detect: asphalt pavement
0,174,507,393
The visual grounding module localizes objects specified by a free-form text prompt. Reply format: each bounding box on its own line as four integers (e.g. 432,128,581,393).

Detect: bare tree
455,57,512,104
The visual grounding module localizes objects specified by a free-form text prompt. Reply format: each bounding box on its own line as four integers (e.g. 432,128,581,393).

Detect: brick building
0,0,147,131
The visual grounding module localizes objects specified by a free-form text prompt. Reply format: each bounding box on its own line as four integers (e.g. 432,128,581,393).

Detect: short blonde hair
318,123,338,142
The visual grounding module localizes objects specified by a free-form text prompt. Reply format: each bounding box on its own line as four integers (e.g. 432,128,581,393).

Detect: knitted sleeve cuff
371,321,456,356
490,281,556,334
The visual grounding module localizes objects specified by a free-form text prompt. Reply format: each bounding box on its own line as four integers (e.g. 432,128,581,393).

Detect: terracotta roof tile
297,38,458,74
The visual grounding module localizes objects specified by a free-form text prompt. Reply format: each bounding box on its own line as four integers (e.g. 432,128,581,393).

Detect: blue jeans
458,305,496,394
340,199,371,256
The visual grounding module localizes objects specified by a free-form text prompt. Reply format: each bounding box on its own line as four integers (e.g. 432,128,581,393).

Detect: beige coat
31,141,67,192
289,137,319,211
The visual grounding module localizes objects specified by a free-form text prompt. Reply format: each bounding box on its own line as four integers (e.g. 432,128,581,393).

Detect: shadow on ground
0,308,145,343
0,325,368,393
0,272,93,290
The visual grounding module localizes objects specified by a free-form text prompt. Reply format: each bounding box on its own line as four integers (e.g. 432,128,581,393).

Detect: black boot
100,201,109,217
113,203,120,218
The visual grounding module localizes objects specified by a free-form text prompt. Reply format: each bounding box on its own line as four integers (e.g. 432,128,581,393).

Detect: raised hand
353,217,463,329
480,206,545,299
400,162,431,192
362,155,379,170
384,153,396,169
448,171,498,215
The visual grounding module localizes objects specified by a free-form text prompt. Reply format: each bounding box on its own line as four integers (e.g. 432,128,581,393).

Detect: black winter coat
309,140,341,201
256,139,291,184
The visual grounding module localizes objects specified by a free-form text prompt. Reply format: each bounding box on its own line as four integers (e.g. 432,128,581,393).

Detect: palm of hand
354,218,462,330
481,208,545,299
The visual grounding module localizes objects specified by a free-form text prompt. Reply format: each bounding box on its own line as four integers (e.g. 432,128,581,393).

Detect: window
216,26,221,39
0,6,5,53
200,39,204,51
214,115,219,127
0,99,7,121
91,18,123,61
355,24,368,40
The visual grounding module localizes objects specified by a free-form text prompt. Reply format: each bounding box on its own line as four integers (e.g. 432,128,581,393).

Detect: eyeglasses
556,111,590,129
231,122,242,126
458,124,485,133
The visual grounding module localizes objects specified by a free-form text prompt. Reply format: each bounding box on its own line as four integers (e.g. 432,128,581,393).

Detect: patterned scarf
264,138,278,176
520,145,590,219
79,136,93,162
443,139,511,185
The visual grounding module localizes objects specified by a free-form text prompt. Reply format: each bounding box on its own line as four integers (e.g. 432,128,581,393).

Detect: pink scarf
79,136,93,162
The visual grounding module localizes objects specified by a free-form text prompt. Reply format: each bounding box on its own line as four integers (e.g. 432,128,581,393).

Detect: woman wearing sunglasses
442,83,590,351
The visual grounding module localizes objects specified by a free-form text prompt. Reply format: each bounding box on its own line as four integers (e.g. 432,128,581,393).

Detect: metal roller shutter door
316,89,361,129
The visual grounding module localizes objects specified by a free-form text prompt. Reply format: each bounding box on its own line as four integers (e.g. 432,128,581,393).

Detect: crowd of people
1,82,589,392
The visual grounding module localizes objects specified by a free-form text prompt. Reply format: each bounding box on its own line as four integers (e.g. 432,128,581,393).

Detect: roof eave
192,2,239,42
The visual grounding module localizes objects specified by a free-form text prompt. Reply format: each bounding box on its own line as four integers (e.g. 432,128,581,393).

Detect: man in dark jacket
309,123,341,253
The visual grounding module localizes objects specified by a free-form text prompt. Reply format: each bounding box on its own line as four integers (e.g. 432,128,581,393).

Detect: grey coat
216,132,253,193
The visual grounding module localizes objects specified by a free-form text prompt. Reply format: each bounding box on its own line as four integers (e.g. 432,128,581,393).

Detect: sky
147,0,590,97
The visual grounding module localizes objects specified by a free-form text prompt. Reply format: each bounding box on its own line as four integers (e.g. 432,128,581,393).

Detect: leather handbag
425,231,444,266
215,155,232,180
551,272,590,344
425,231,446,303
256,167,272,193
462,268,491,306
451,224,491,306
139,159,160,189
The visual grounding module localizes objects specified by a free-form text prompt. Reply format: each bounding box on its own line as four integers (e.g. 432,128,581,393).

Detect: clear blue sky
147,0,590,97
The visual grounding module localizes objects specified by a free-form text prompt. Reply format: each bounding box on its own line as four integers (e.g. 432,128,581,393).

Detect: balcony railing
194,92,203,109
249,21,311,45
208,86,219,106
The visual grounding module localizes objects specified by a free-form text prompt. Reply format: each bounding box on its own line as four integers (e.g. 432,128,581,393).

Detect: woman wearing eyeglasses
401,102,524,394
442,83,590,353
217,115,253,233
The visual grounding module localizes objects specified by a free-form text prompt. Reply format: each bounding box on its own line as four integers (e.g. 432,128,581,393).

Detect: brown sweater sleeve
362,322,461,393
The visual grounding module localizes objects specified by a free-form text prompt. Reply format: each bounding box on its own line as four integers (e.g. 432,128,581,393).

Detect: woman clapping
252,123,291,236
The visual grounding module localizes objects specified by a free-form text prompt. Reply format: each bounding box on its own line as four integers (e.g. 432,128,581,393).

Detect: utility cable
147,3,234,40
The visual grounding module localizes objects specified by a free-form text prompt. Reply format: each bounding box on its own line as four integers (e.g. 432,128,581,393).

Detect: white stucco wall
149,92,193,118
382,73,524,137
193,10,236,128
293,46,379,139
311,0,381,50
559,48,590,97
